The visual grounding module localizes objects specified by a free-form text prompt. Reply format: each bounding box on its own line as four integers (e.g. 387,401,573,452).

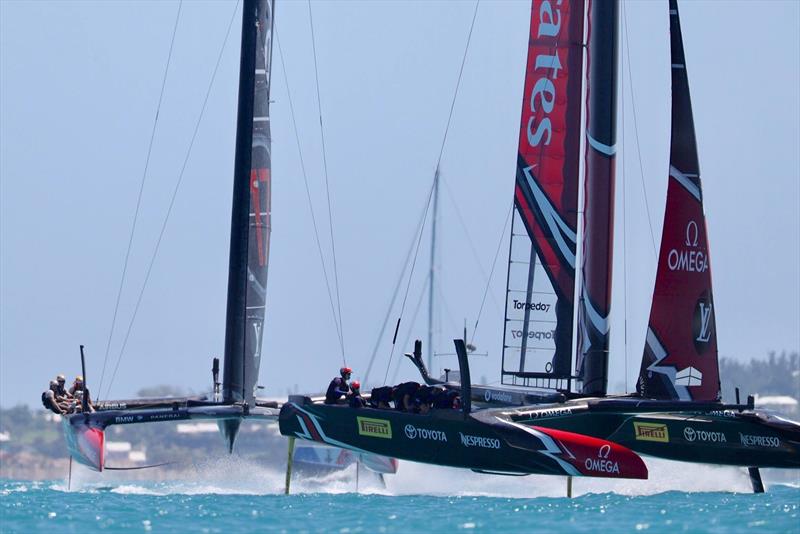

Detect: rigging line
470,201,513,346
362,199,429,386
104,0,241,399
390,273,431,385
381,1,480,385
621,0,629,393
382,179,438,386
441,176,503,315
622,3,657,257
307,0,346,363
275,29,345,359
97,0,183,400
434,0,480,170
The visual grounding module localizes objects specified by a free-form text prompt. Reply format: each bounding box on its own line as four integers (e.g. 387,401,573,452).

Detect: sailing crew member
325,367,352,404
369,386,394,409
348,381,365,408
69,376,94,412
392,381,420,412
55,374,72,400
41,381,65,415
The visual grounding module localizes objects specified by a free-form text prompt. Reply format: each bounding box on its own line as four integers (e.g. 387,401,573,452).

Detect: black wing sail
223,0,275,405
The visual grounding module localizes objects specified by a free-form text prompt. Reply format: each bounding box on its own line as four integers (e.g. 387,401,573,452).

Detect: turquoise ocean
2,458,799,533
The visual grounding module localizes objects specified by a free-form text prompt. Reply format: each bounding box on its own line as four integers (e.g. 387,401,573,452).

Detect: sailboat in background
280,0,799,491
64,0,279,472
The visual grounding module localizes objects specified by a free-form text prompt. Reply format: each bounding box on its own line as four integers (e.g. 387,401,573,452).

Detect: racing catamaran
64,0,279,472
279,0,800,491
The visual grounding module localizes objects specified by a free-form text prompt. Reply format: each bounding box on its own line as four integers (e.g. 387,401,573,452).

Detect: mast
223,0,274,405
427,168,440,372
575,0,619,396
636,0,720,402
500,0,586,390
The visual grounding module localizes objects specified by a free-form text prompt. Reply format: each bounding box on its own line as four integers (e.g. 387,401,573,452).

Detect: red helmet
351,380,361,390
340,367,352,376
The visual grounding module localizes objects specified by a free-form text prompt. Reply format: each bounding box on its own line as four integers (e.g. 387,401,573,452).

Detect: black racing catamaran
279,0,800,491
64,0,278,472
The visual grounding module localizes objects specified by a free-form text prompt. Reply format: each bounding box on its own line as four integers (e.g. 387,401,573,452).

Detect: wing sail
501,0,586,390
636,0,720,402
223,0,275,405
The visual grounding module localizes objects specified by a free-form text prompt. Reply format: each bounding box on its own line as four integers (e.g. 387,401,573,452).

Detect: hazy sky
1,0,798,408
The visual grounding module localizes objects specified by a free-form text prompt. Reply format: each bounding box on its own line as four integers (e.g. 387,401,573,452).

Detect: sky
1,0,798,408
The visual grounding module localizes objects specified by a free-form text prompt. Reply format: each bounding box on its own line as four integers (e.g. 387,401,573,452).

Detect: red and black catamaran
279,0,800,492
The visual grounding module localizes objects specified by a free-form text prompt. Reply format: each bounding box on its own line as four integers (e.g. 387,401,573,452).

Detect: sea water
1,458,798,533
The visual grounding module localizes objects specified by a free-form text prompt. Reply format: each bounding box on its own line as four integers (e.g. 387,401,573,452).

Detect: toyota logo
404,424,417,439
683,427,696,442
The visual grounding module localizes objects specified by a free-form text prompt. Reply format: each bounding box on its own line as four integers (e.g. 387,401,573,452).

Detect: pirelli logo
633,422,669,443
357,417,392,439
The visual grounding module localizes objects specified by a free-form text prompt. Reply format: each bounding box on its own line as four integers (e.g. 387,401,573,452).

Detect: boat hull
279,398,648,479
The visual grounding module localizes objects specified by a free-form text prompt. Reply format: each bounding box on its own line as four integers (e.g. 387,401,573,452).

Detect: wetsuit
369,386,394,408
392,382,420,412
433,389,459,409
41,390,63,415
325,377,350,405
348,392,366,408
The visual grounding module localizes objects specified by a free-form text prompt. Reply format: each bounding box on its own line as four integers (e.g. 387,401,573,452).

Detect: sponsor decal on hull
739,433,780,448
520,407,574,420
584,444,619,475
404,424,447,442
683,426,726,443
459,432,501,450
357,417,392,439
633,422,669,443
484,389,515,403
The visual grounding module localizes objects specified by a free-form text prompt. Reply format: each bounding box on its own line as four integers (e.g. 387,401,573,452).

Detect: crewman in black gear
369,386,394,409
392,381,420,412
325,367,352,404
41,381,65,415
348,381,366,408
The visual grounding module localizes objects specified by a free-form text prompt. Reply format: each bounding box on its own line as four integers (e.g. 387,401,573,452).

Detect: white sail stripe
669,9,678,15
645,327,691,401
255,69,267,74
586,132,617,156
254,117,270,122
671,64,685,69
502,419,581,476
523,167,577,268
583,297,609,335
669,165,702,201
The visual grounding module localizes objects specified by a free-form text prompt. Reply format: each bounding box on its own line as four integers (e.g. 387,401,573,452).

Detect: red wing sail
637,0,720,402
502,0,585,388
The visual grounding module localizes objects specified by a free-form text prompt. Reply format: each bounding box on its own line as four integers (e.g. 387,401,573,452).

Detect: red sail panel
501,0,585,386
637,0,720,402
575,0,618,396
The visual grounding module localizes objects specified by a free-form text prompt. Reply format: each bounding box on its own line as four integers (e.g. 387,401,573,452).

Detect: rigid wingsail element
501,0,585,390
637,0,720,402
223,0,274,407
575,0,619,396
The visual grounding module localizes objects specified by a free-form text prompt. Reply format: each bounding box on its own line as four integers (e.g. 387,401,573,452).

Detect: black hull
279,397,649,479
279,397,800,476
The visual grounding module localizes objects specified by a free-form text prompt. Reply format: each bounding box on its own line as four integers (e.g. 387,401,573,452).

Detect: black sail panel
223,0,274,405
